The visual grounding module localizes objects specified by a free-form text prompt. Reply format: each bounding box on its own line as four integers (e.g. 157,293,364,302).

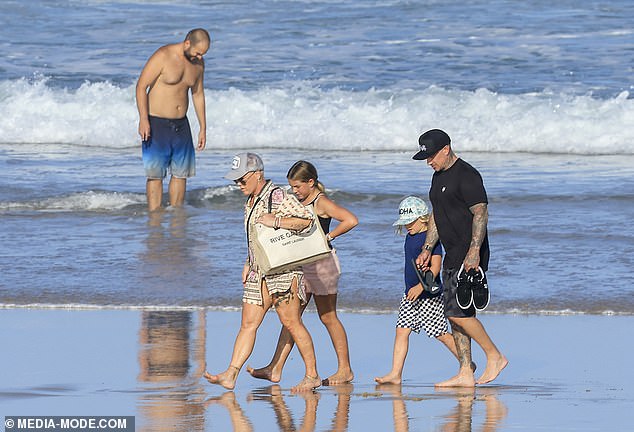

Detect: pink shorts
303,249,341,296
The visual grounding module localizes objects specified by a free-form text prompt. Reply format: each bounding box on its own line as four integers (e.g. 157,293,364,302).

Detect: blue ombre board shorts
142,116,196,179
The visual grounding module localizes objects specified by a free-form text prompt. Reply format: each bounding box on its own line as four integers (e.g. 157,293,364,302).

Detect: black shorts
442,267,476,318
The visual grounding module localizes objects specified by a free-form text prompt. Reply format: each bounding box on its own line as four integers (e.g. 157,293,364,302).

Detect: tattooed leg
435,319,476,387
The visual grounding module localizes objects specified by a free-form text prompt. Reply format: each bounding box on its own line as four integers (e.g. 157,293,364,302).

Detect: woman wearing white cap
204,152,321,392
248,160,358,386
375,196,463,385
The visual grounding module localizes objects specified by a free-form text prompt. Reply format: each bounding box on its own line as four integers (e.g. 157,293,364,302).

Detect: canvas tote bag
249,188,331,275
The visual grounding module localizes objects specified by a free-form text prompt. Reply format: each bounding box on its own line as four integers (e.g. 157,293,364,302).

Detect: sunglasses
234,171,255,185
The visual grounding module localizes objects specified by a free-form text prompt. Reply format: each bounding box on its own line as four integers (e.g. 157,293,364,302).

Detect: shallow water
1,0,633,314
2,147,633,314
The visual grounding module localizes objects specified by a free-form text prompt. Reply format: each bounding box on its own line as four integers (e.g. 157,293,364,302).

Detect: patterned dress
242,180,314,306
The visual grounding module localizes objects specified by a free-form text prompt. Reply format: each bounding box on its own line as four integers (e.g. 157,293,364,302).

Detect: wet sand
1,309,633,431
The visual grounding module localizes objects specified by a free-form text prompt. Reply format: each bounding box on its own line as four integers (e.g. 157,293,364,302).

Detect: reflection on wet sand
200,374,507,432
206,384,354,432
477,388,508,432
375,384,411,432
436,387,508,432
247,385,299,431
439,388,475,432
205,392,254,432
373,385,508,432
137,310,207,432
327,384,353,432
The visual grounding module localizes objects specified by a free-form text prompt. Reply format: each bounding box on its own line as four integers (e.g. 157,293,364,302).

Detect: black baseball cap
412,129,451,160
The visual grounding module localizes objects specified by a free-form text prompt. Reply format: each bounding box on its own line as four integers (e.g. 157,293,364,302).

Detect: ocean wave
0,187,249,213
0,303,239,312
2,185,632,213
0,303,630,316
0,186,379,213
0,190,145,212
1,78,632,155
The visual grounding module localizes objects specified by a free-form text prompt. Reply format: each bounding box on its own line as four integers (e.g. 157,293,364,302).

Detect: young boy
375,196,462,385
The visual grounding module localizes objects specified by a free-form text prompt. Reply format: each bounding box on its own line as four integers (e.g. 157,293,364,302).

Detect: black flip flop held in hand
422,270,441,295
411,259,441,295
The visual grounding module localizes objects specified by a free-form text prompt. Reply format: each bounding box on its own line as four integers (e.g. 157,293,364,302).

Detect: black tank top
308,193,332,235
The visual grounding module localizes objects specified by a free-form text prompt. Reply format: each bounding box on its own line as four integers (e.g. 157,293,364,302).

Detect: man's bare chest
159,62,200,88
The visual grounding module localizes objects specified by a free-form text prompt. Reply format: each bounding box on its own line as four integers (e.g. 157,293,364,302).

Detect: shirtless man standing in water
136,28,210,211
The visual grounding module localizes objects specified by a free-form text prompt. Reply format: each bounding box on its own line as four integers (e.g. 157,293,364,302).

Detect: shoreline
2,309,633,430
2,303,633,317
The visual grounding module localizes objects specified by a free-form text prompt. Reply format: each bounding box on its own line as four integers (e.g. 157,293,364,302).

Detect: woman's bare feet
374,372,402,385
322,370,354,386
476,355,508,384
291,375,321,393
203,366,239,390
246,365,281,383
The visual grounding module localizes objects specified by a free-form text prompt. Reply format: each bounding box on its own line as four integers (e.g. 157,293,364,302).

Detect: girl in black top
248,160,358,385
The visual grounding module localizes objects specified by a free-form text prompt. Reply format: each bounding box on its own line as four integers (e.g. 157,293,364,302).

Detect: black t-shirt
429,158,490,271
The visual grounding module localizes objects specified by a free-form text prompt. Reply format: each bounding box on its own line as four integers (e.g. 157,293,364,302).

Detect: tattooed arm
464,202,488,271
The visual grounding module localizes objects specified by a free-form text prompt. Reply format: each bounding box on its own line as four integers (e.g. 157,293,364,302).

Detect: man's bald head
185,28,210,45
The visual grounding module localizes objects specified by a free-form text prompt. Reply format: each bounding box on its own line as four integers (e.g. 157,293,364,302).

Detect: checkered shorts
396,293,448,338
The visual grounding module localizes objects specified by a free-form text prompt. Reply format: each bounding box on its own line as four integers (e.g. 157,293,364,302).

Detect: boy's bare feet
374,372,402,385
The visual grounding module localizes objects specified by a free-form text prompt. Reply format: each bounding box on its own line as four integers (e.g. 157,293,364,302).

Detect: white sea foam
0,303,238,312
0,303,629,316
1,78,632,154
202,185,238,200
0,191,145,212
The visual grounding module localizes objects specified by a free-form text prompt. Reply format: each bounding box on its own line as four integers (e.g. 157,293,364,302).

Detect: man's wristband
423,244,433,251
326,233,334,242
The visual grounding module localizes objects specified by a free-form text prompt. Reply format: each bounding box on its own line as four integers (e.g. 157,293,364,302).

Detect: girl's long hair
287,160,326,193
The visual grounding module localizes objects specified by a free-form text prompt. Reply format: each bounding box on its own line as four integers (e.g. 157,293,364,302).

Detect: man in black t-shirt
414,129,507,387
